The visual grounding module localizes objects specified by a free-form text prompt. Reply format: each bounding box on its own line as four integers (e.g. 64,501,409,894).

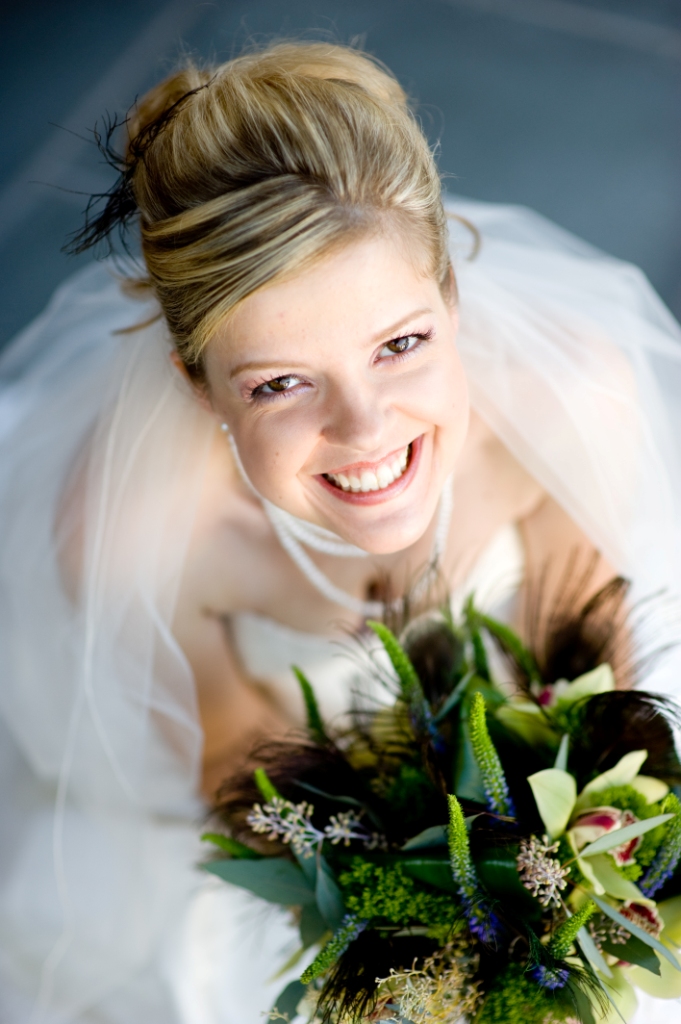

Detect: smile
323,444,411,493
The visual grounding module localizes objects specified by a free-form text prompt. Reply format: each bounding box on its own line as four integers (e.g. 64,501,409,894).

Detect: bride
1,40,681,1024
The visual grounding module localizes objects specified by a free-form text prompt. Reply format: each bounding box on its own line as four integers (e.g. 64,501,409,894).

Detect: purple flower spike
532,964,569,990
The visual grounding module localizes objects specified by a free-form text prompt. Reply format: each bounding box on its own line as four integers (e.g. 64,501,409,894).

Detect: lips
316,436,423,506
323,444,410,494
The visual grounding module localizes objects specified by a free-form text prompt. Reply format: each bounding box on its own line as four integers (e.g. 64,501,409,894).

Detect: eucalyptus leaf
402,825,447,851
602,935,660,976
300,903,329,949
591,894,681,972
204,858,316,907
402,857,458,894
315,857,346,931
579,813,673,858
271,979,307,1021
576,925,613,978
475,845,542,920
200,833,262,859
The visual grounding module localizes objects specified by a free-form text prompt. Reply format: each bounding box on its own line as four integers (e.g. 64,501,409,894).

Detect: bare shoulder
56,426,267,614
172,430,276,619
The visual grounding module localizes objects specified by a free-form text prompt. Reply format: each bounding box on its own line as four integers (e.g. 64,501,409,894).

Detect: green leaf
602,935,660,976
556,664,615,705
591,894,681,973
292,666,328,744
402,825,447,851
575,750,648,811
271,979,307,1021
366,621,424,706
401,857,459,894
200,833,262,859
578,813,673,858
204,857,316,907
254,767,280,803
479,613,540,683
315,857,346,931
475,845,543,920
554,734,569,772
527,768,576,839
576,924,613,978
433,669,474,723
300,903,329,949
453,705,487,803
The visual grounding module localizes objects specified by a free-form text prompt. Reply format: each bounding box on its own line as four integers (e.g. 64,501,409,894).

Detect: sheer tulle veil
1,198,681,1022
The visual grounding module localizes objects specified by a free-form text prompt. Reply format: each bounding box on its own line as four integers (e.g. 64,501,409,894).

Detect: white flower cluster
517,834,570,908
247,797,383,858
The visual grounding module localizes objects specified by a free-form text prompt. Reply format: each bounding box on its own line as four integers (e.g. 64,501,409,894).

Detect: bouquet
203,584,681,1023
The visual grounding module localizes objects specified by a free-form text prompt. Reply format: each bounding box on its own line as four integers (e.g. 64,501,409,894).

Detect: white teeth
376,463,393,489
360,470,379,492
325,444,412,494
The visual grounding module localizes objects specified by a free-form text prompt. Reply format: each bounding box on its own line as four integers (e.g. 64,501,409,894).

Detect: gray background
1,0,679,350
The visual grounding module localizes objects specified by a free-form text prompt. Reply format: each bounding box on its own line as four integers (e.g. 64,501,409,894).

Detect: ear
169,350,214,415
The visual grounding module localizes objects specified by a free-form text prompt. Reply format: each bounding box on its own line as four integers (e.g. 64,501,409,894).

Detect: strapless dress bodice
228,522,525,726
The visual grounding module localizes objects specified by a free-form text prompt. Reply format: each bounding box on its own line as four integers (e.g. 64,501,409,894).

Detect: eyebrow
229,306,434,379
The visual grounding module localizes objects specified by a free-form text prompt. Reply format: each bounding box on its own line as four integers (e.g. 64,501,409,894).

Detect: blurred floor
1,0,679,348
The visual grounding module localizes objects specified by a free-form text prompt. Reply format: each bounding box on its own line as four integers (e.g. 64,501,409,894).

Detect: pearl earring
220,422,229,434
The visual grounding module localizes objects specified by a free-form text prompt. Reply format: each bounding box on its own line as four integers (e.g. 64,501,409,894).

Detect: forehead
208,232,443,364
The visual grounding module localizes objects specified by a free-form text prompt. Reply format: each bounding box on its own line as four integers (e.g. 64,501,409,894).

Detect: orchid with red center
570,807,642,867
620,900,664,940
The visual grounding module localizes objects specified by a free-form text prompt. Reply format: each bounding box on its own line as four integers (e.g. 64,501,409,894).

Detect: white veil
1,198,681,1023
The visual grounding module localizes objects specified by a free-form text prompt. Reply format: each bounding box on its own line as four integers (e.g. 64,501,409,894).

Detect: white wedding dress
1,198,681,1024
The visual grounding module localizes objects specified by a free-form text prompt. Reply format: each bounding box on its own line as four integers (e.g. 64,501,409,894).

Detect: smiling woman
1,38,681,1024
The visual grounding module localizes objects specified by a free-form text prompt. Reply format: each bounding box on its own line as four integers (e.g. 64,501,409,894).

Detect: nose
320,379,388,453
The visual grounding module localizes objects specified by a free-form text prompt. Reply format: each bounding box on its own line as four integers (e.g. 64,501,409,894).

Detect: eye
379,334,424,358
251,374,304,398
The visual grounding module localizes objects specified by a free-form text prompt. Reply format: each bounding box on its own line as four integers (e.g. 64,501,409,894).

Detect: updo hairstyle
76,43,452,379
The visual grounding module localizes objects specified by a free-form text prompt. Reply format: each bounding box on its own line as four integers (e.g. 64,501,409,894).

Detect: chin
339,509,437,556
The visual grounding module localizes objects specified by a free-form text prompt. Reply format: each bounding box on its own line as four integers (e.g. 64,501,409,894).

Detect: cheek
232,413,318,499
404,347,469,430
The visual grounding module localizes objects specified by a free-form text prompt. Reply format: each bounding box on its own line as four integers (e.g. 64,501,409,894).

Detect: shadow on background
1,0,679,348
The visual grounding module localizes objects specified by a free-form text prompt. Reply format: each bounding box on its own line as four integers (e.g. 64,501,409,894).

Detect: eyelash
247,329,433,402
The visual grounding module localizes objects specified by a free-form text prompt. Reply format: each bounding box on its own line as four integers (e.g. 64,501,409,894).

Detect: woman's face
203,232,469,555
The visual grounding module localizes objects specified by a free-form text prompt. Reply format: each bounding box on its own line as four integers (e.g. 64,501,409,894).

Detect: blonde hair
80,42,451,376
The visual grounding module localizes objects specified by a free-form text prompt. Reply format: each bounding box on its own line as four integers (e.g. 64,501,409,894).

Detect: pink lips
316,435,423,506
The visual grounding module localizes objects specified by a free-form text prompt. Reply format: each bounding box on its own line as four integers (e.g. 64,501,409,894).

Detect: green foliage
447,794,476,897
383,762,436,818
479,613,541,685
549,901,596,960
585,785,665,868
366,621,425,710
338,858,459,927
469,692,513,816
254,767,280,802
476,965,570,1024
293,666,328,744
203,857,316,907
300,914,366,984
271,979,307,1021
315,857,346,931
200,833,261,859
